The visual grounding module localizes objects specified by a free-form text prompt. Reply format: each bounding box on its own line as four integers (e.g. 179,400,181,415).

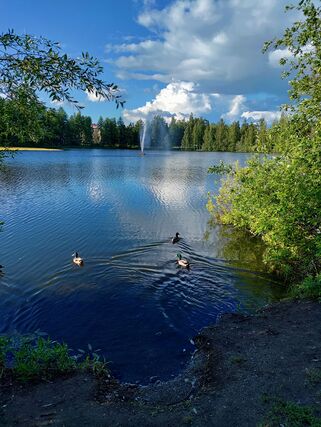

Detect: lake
0,149,282,383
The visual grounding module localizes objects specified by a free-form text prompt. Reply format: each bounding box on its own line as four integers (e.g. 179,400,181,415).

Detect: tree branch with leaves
0,29,124,109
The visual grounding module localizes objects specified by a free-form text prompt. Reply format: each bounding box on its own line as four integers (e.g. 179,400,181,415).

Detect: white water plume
139,115,171,153
139,120,149,154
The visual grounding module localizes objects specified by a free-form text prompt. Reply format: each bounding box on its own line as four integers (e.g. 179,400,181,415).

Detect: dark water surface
0,149,282,383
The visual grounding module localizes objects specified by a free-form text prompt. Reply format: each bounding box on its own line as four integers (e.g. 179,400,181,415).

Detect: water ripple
0,150,283,383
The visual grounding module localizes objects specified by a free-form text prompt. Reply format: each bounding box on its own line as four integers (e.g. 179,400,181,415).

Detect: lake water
0,149,282,383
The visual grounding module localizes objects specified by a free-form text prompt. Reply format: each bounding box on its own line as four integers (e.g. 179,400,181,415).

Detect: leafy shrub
208,0,321,293
291,274,321,300
208,137,321,282
0,334,110,383
13,337,76,381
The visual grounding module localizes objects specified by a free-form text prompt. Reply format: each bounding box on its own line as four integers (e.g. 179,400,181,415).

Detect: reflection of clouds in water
0,150,283,383
96,165,207,239
147,154,207,208
150,179,187,207
87,180,104,202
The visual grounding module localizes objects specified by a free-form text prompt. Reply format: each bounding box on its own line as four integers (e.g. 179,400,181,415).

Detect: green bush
13,337,76,381
265,399,321,427
208,1,321,289
208,136,321,282
290,274,321,300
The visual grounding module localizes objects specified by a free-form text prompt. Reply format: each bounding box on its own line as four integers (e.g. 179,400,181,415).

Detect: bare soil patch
1,300,321,426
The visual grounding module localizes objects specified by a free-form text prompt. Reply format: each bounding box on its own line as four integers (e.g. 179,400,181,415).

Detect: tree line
0,96,287,152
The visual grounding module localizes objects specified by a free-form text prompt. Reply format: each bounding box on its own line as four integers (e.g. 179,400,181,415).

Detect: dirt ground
1,299,321,426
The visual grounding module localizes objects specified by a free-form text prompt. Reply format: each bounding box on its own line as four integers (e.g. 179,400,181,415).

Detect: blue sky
2,0,296,124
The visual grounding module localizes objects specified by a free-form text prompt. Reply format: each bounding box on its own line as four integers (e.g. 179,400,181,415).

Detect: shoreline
0,147,62,151
0,146,262,154
1,299,321,426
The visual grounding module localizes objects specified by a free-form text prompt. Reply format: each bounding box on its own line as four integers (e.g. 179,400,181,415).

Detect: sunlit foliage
208,0,321,287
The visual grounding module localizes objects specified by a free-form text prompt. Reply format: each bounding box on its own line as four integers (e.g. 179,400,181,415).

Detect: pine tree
215,119,228,151
202,123,216,151
192,118,207,150
227,121,241,151
117,117,127,148
181,114,194,150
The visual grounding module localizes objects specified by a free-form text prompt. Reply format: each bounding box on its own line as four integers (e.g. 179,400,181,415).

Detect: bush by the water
208,0,321,289
207,133,321,281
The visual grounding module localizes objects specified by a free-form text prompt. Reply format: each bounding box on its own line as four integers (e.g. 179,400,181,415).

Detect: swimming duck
172,232,180,244
176,253,190,268
72,252,84,266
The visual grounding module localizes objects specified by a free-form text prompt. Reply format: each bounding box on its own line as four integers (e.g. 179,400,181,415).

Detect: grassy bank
0,147,62,151
1,300,321,426
0,334,108,383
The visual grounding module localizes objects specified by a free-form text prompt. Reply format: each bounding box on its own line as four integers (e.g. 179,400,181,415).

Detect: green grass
80,354,109,378
306,368,321,385
13,337,76,381
0,336,10,379
0,334,109,383
0,147,61,151
290,274,321,300
260,397,321,427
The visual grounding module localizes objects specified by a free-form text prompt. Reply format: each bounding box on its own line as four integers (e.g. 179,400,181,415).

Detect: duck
72,252,84,266
172,232,180,244
176,253,190,269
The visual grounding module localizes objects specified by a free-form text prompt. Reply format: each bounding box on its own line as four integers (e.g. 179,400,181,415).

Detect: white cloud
104,0,302,122
268,48,292,68
268,43,314,68
222,95,246,120
124,83,281,125
86,87,127,103
241,110,282,123
86,90,107,102
51,99,65,106
123,81,212,123
108,0,297,95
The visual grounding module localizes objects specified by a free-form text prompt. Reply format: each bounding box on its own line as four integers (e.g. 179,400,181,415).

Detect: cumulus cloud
123,81,212,123
241,110,282,124
86,87,127,103
222,95,247,120
108,0,297,95
86,90,107,102
268,43,314,68
268,48,293,68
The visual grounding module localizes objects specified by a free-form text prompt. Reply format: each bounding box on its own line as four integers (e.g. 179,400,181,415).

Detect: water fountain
139,120,147,156
139,116,171,154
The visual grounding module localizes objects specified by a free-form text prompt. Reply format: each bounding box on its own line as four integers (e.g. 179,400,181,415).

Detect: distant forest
0,97,287,152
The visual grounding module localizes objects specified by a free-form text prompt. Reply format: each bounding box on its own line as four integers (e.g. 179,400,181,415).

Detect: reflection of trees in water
205,222,284,303
205,222,266,271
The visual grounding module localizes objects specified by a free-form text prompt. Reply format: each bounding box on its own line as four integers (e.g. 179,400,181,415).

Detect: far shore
0,147,62,151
